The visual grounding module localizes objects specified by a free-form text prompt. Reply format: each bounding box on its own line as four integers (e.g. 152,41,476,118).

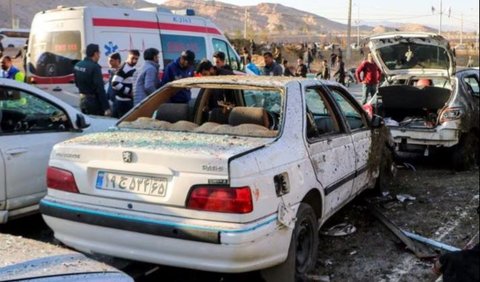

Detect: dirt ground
1,153,478,281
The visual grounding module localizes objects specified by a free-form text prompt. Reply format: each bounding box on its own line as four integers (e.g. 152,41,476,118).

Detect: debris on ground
319,223,357,237
306,274,331,282
396,194,417,202
368,204,436,258
401,230,461,252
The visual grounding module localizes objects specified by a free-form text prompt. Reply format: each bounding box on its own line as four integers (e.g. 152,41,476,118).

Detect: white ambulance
26,6,242,106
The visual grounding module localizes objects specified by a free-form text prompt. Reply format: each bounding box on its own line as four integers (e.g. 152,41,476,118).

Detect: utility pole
439,0,443,35
346,0,352,63
460,13,463,45
355,5,360,46
244,7,248,40
9,0,14,29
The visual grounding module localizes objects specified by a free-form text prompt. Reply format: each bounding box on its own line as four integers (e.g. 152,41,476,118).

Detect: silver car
368,33,479,170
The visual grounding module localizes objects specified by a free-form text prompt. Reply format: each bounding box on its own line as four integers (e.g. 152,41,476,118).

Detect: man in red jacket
355,52,382,104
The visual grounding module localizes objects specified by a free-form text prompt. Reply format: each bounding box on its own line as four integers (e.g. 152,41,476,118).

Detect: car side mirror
371,114,384,128
75,113,89,129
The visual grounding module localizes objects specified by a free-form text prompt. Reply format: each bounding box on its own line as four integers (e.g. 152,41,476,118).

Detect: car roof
168,75,341,89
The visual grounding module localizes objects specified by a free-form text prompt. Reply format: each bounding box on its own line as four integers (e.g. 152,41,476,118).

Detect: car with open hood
367,32,479,170
0,78,116,223
40,76,388,280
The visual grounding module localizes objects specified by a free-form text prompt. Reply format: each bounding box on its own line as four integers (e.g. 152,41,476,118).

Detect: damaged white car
40,76,386,279
368,33,479,170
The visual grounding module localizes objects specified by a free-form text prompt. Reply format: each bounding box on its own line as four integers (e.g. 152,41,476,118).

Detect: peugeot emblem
122,151,134,163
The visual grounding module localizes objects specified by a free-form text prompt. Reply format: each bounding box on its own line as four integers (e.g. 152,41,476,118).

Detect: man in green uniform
74,44,111,116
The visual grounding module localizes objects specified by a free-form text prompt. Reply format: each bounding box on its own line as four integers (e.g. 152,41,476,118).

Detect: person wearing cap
73,43,111,116
213,51,233,74
133,48,160,106
160,50,196,103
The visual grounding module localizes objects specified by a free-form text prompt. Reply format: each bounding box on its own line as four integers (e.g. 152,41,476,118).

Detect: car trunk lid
368,33,455,79
50,129,273,207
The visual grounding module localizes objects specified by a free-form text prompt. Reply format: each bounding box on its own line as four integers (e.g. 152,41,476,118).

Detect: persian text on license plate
96,171,167,197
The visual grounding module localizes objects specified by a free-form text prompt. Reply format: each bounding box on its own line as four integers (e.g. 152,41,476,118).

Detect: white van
0,29,29,48
26,6,242,106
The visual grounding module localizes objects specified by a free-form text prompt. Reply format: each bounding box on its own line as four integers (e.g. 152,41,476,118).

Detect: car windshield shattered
377,43,450,71
118,85,284,138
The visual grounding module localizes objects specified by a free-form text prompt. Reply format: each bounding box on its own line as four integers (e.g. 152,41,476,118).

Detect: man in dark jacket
295,57,308,77
74,44,111,116
213,51,233,72
111,49,139,117
263,51,283,76
161,50,195,103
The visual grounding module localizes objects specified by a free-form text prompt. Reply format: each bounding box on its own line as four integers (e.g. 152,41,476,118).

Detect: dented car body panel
41,76,381,272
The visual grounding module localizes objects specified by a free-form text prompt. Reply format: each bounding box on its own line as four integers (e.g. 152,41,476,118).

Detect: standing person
106,52,122,112
355,52,382,104
111,49,139,117
262,51,283,76
1,56,25,82
133,48,160,106
213,51,232,71
282,59,294,76
316,60,329,80
466,56,474,67
295,57,308,77
245,55,261,75
73,44,111,116
332,55,345,85
160,49,195,103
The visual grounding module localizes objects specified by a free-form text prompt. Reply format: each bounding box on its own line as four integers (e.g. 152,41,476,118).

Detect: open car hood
368,33,455,78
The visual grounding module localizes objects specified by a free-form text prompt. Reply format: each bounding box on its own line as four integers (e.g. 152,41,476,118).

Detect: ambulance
26,6,242,105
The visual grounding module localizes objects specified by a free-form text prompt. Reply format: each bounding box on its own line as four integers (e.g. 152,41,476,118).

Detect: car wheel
292,203,319,279
452,133,478,171
260,203,318,282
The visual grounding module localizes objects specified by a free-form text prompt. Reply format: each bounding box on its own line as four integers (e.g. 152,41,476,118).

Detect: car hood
0,253,132,281
368,33,455,78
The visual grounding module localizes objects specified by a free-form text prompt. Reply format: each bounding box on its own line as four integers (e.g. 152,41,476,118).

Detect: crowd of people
0,39,385,118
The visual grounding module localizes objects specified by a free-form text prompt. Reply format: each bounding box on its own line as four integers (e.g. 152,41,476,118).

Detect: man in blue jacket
133,48,160,106
160,50,195,103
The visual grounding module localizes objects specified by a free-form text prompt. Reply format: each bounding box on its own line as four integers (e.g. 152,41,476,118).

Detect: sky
149,0,479,31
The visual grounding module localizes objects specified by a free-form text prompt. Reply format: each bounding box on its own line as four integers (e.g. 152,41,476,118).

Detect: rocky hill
1,0,438,39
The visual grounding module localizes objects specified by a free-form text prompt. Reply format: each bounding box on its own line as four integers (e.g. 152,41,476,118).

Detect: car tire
292,203,319,279
452,133,478,171
260,203,319,282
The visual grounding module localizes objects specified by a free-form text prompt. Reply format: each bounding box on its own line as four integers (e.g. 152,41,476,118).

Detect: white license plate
96,171,167,197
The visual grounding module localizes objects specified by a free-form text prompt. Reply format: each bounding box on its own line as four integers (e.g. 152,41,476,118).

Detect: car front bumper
40,198,291,273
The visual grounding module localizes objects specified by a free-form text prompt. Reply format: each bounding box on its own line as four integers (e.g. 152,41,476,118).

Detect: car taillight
46,166,79,193
440,107,463,124
186,186,253,214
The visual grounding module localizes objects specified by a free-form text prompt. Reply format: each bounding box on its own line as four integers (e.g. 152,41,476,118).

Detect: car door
328,86,372,196
461,72,480,129
0,86,77,211
304,86,356,217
